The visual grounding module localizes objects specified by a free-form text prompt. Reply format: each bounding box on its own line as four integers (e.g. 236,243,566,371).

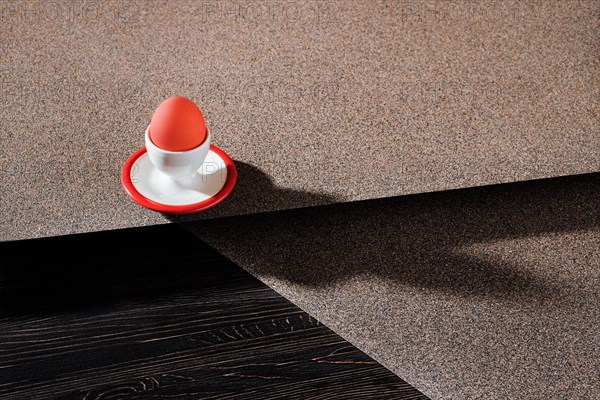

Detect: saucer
121,145,237,214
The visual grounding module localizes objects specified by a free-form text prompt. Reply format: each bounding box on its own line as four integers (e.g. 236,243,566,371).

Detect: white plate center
131,150,228,206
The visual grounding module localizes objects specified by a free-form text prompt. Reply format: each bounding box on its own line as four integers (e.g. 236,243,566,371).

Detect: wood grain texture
0,224,427,400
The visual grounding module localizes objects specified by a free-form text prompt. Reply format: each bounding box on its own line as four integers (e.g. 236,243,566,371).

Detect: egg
149,96,207,152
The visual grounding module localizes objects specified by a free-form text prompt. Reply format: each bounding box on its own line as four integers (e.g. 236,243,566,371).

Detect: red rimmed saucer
121,145,237,214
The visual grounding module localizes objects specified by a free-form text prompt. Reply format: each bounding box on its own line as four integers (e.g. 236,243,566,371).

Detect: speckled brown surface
186,173,600,400
1,0,599,241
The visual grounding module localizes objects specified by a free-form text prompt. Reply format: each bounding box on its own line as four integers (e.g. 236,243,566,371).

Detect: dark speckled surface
1,0,599,240
187,173,600,400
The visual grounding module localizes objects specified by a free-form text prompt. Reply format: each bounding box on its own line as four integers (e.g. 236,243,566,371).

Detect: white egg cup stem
144,125,211,183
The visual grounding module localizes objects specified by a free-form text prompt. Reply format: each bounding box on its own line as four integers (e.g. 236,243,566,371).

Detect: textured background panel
1,0,599,240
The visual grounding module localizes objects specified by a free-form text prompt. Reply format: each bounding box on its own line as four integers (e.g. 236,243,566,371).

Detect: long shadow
167,161,340,222
2,173,596,314
184,172,599,305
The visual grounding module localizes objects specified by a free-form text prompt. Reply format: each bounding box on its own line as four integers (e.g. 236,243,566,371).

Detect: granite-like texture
1,0,599,241
187,173,600,400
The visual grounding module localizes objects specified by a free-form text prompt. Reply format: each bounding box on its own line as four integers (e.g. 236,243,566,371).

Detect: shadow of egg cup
166,161,341,221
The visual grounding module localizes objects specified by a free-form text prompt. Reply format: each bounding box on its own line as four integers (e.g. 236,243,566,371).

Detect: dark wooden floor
0,224,427,399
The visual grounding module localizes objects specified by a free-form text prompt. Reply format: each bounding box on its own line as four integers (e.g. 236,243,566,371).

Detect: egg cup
145,125,211,182
121,125,236,214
